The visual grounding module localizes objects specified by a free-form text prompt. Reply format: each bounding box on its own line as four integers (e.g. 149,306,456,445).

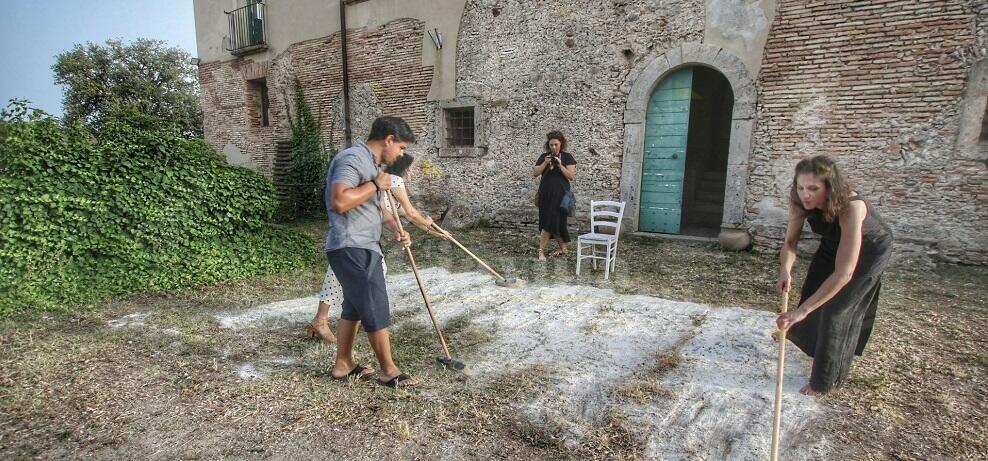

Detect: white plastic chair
576,200,626,280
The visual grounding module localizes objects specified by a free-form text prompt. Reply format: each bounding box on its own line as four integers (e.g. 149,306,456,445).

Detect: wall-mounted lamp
190,57,201,66
427,28,443,50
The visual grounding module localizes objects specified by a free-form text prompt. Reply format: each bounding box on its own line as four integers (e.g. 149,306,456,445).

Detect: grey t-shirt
324,141,383,255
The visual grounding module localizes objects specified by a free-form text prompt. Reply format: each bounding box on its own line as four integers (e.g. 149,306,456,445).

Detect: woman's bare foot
537,249,547,261
799,383,819,396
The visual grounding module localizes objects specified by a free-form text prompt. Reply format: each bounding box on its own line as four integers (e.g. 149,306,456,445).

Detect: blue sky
0,1,198,117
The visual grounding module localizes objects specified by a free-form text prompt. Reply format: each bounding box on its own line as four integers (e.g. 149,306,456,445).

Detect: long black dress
789,196,893,393
535,151,577,242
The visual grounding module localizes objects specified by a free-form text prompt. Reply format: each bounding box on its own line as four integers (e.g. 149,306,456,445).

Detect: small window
435,98,486,158
247,78,270,127
444,107,474,147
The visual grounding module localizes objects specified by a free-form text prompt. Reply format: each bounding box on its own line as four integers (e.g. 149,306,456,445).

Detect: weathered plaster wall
411,0,706,231
703,0,777,77
193,0,466,101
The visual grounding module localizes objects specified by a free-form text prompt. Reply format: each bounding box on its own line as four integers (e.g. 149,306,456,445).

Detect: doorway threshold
632,232,718,244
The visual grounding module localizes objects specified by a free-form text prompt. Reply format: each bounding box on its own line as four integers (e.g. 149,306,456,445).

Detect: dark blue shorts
327,248,390,332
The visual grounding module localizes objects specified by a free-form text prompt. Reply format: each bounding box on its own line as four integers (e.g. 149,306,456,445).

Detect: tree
53,38,202,137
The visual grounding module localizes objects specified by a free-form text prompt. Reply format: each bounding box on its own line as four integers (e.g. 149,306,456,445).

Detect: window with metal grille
444,107,474,147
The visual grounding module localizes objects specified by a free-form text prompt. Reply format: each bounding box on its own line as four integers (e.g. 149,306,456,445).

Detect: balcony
225,2,268,56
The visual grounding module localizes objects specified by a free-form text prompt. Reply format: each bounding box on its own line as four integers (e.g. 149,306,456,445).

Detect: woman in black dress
776,155,893,395
532,131,577,261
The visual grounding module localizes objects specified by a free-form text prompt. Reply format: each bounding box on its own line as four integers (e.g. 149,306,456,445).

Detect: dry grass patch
614,332,691,406
1,223,985,459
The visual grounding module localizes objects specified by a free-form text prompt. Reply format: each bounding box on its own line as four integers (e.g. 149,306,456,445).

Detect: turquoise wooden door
639,67,693,234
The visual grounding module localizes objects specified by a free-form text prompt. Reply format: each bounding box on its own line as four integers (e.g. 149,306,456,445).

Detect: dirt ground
1,223,985,460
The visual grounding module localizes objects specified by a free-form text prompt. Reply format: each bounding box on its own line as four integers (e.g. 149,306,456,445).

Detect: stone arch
619,43,756,249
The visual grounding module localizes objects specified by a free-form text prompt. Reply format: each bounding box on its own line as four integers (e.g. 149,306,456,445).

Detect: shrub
0,101,314,315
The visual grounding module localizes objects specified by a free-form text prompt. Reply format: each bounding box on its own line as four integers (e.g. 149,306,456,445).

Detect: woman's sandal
377,373,418,388
549,249,569,258
305,321,337,344
537,249,547,261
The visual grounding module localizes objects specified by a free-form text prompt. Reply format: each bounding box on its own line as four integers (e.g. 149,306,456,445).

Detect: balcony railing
225,2,267,56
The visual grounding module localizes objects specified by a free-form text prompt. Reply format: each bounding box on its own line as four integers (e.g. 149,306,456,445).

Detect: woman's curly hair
789,155,853,222
544,130,567,153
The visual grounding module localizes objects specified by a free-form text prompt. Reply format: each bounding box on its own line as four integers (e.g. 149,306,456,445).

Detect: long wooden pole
430,223,505,281
339,0,352,148
771,290,790,461
386,190,452,359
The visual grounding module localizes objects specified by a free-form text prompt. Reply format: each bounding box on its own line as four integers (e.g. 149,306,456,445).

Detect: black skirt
788,234,892,393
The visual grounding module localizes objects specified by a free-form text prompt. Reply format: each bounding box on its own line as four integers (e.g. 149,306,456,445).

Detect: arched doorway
638,66,734,237
620,43,756,249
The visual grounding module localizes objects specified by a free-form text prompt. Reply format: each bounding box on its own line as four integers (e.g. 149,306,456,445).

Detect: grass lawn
1,221,984,460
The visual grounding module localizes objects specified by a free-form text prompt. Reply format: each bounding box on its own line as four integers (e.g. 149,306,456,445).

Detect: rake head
436,355,466,371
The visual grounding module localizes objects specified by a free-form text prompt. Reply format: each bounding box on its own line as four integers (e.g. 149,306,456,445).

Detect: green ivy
278,78,334,221
0,101,314,315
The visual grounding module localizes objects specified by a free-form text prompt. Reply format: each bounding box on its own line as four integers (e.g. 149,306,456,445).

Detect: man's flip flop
377,373,418,388
331,365,374,381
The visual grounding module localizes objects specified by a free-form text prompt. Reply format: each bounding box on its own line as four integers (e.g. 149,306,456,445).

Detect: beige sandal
305,321,337,344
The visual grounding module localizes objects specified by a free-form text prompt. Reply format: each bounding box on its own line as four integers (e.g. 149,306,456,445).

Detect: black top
805,195,893,243
535,151,577,195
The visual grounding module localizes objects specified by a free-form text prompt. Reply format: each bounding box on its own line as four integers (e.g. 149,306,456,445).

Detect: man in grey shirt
325,116,418,388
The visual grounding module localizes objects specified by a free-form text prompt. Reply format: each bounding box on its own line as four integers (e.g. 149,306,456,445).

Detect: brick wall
749,0,987,264
199,59,283,174
198,18,433,177
289,18,433,148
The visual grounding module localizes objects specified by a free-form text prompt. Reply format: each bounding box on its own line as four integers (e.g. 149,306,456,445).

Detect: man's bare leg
330,319,367,377
368,328,418,386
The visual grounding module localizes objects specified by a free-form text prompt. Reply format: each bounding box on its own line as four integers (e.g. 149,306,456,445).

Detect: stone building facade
193,0,987,265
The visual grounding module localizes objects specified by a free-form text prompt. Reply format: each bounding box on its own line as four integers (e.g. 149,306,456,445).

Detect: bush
0,101,314,315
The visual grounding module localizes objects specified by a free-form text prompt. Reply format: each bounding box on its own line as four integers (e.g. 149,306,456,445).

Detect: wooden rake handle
771,289,790,461
430,223,506,281
386,190,452,359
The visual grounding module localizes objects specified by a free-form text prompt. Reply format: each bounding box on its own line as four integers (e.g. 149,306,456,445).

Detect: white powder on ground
218,268,830,459
234,362,264,381
214,296,319,329
107,312,150,328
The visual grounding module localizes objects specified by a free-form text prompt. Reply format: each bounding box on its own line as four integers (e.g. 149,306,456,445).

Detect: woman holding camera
532,130,577,261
